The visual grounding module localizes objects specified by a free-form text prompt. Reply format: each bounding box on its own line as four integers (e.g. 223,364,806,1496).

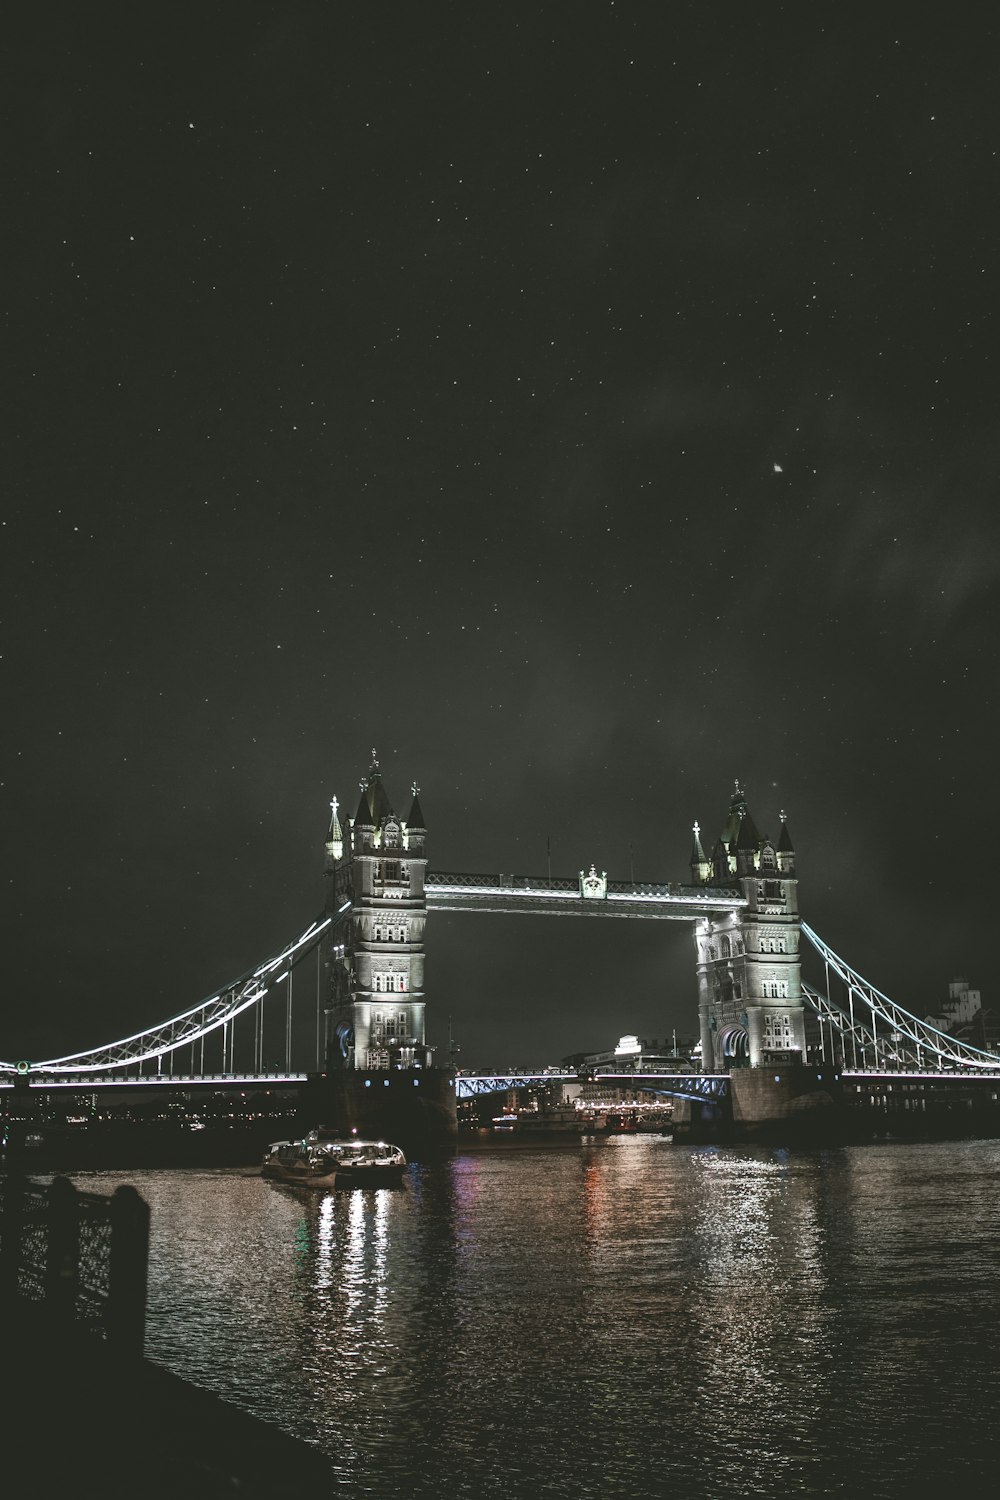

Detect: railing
425,871,745,904
0,1174,150,1355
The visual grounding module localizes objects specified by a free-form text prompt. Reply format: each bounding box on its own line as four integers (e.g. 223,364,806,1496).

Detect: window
384,860,401,882
720,936,731,959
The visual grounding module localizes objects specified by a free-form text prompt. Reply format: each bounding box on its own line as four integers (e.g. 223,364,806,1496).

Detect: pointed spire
352,749,395,828
327,794,342,839
354,784,375,827
326,794,344,861
720,779,747,851
777,808,795,852
407,780,426,831
690,818,710,885
736,811,760,851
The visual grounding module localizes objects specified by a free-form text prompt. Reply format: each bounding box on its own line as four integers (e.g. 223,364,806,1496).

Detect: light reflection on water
74,1138,1000,1497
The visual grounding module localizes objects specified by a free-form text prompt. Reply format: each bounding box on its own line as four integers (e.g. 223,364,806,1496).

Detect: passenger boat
306,1130,407,1186
261,1137,338,1188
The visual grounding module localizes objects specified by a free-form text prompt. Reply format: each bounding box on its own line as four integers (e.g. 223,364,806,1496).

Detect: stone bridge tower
323,753,432,1073
690,783,803,1072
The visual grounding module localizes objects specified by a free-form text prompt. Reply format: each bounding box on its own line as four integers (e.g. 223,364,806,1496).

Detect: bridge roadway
424,871,746,919
0,1072,309,1090
8,1067,1000,1094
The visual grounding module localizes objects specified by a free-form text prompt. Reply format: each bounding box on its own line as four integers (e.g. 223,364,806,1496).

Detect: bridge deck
1,1072,309,1090
425,872,745,919
455,1072,731,1101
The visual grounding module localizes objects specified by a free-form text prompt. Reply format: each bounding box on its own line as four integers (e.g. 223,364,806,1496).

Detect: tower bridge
3,754,997,1147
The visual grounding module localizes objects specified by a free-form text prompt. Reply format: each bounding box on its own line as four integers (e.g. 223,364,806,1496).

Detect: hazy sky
5,5,998,1069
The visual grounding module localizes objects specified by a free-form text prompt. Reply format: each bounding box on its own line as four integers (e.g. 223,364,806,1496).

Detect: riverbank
5,1301,333,1497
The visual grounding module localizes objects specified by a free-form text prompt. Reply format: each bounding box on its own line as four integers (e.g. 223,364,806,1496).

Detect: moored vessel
261,1137,338,1188
308,1129,407,1185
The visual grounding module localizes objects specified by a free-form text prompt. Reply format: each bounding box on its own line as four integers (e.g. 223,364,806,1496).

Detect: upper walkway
425,870,745,920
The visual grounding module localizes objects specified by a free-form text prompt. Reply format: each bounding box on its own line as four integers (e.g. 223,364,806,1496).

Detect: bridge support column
729,1065,841,1139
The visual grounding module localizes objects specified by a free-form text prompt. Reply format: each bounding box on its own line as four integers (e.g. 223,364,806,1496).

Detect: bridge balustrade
0,1174,149,1355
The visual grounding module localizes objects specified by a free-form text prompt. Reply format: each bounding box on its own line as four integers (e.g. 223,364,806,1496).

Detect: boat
307,1130,407,1186
261,1137,338,1188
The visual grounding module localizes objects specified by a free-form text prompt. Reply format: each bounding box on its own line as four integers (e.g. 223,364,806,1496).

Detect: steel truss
0,911,343,1077
455,1072,730,1103
455,1073,579,1099
801,923,999,1072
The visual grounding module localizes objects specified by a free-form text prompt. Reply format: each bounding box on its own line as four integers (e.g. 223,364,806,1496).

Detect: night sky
5,5,998,1071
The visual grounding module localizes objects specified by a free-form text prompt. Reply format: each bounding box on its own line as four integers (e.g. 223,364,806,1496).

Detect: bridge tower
324,753,432,1073
691,783,803,1072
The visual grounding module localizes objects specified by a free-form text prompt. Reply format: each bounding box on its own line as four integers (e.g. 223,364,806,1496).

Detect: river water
72,1136,1000,1497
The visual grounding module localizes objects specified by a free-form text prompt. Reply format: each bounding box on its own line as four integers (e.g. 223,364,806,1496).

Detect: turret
689,820,711,884
324,794,344,869
735,811,759,877
352,784,375,852
404,783,426,853
777,810,796,875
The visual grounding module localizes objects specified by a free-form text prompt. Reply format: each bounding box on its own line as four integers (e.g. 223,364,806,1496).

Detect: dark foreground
7,1301,333,1498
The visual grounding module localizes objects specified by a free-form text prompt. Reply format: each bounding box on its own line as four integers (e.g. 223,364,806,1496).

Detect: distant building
926,977,983,1034
570,1034,696,1073
924,978,998,1057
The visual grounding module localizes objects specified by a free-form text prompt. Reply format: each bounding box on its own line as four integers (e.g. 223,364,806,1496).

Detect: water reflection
71,1139,1000,1498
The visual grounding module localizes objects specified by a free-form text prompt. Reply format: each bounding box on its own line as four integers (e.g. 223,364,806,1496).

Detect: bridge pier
673,1065,843,1143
